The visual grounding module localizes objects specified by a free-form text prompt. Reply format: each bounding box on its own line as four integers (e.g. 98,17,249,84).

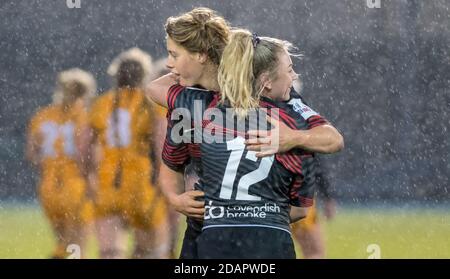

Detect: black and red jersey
162,85,328,234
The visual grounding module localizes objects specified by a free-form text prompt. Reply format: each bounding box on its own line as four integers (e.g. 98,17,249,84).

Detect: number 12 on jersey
219,137,274,201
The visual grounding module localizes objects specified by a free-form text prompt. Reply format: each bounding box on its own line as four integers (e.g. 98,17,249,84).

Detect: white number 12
219,137,274,201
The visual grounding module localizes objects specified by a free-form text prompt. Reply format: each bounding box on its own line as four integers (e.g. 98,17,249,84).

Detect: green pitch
0,204,449,258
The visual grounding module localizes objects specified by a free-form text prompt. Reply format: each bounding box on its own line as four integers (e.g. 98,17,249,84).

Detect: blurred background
0,0,449,258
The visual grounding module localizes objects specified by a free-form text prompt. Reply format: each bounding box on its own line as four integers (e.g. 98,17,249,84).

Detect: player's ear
197,52,208,64
260,72,272,90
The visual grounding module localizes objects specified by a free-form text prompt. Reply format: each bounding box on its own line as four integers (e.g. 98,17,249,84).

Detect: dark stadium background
0,0,449,204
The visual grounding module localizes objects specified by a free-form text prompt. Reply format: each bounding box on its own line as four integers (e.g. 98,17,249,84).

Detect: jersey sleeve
288,154,316,207
166,84,185,111
273,110,317,207
163,85,214,171
287,95,329,129
162,85,191,172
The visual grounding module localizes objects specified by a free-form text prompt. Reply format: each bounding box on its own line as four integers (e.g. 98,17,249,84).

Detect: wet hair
218,29,299,117
108,47,153,89
165,7,230,65
116,60,145,88
53,68,96,105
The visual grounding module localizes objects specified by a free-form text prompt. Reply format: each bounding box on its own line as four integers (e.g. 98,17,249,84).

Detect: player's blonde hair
53,68,96,105
108,47,153,88
165,7,230,65
218,29,298,117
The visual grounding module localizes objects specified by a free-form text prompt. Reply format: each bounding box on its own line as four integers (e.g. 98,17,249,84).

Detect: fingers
247,137,271,144
247,130,263,138
184,206,204,220
255,149,277,158
186,207,205,215
245,144,263,152
188,199,205,208
182,191,204,209
245,138,271,149
189,190,205,197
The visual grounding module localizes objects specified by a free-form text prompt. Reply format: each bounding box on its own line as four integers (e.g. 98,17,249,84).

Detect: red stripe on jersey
207,94,220,109
277,154,302,175
187,144,201,158
285,154,302,172
289,178,302,200
260,101,297,129
162,151,189,164
167,84,184,110
307,115,328,129
299,197,314,207
162,149,189,160
163,141,187,151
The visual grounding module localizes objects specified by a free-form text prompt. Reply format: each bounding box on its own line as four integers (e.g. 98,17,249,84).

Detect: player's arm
246,115,344,157
145,73,179,107
160,105,204,219
25,122,40,167
143,102,166,185
75,121,92,179
290,122,344,153
83,126,99,201
159,163,204,220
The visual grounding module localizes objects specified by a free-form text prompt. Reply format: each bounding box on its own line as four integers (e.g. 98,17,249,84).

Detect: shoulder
33,105,56,122
28,105,57,133
167,84,214,111
94,91,114,105
90,91,114,114
286,97,320,121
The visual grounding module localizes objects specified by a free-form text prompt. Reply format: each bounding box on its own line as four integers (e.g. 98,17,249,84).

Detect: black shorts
197,226,295,259
179,222,202,259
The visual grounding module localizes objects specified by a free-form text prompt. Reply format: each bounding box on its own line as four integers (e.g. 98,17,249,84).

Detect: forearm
158,163,185,205
85,132,99,199
25,136,40,167
293,125,344,154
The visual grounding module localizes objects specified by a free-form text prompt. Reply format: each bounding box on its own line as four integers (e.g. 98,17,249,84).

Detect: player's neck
198,64,220,92
61,101,74,111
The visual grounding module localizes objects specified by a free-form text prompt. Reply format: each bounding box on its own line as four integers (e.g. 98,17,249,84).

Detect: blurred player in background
26,68,96,259
291,156,337,259
88,48,169,258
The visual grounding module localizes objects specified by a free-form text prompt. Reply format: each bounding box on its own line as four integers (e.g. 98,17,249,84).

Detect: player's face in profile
269,50,298,101
166,37,204,87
